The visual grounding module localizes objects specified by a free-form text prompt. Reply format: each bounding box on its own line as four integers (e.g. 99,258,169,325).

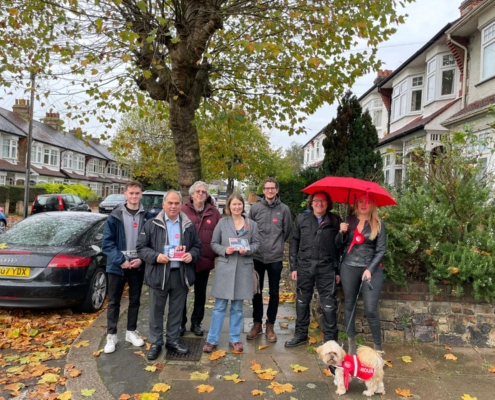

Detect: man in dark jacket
247,177,292,342
136,190,202,360
285,191,342,347
102,181,151,354
181,181,221,336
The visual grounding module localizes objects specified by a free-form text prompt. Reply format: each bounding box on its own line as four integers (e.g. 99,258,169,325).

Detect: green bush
383,129,495,302
36,183,98,201
7,186,47,214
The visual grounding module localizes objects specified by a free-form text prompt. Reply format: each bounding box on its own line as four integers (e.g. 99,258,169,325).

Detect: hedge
1,186,48,214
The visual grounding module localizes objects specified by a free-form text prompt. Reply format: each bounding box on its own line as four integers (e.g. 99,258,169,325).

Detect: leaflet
229,238,250,251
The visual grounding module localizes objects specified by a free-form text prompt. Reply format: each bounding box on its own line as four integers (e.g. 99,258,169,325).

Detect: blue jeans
206,298,244,345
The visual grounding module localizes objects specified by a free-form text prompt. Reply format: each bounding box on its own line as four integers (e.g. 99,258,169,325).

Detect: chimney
41,112,63,131
459,0,484,16
12,99,30,120
374,69,393,85
90,137,100,145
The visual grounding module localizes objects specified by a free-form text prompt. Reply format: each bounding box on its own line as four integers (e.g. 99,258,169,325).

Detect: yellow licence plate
0,266,30,278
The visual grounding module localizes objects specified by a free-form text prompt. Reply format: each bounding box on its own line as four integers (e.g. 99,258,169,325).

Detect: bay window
482,21,495,80
3,139,17,159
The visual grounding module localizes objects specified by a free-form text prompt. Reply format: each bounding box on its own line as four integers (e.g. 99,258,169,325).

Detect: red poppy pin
272,218,278,223
244,224,249,230
133,222,138,228
175,233,180,239
206,219,211,224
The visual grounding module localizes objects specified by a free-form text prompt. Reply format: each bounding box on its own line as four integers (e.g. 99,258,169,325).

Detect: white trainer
104,334,118,354
125,330,145,347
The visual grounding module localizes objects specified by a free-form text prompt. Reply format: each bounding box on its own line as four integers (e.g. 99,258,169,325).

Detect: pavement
66,271,495,400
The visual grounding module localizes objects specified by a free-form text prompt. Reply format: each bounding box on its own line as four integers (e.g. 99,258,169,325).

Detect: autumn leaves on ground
0,308,102,399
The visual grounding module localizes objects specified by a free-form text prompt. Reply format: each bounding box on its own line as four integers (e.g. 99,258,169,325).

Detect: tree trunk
169,99,202,199
227,178,235,196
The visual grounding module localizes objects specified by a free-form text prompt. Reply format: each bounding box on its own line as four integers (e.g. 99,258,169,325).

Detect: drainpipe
447,34,468,109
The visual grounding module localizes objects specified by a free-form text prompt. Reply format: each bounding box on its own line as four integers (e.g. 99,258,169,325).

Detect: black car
0,212,108,312
99,193,126,214
141,190,166,217
32,194,92,214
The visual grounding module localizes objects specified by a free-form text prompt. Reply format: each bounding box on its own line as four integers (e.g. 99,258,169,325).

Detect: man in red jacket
181,181,222,336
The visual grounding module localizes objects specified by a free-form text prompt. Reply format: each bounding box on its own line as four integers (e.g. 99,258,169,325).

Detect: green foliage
322,90,383,182
278,176,308,220
6,186,47,214
36,183,98,201
383,129,495,302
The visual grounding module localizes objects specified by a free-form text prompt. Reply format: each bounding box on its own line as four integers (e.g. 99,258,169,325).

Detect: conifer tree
322,90,383,181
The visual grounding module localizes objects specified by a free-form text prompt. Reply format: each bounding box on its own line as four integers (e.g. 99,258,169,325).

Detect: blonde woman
336,194,386,355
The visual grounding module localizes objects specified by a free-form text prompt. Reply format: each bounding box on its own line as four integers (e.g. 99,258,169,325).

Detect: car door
72,195,88,211
62,195,76,211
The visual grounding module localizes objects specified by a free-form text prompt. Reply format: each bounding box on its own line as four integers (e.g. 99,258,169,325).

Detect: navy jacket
102,203,152,276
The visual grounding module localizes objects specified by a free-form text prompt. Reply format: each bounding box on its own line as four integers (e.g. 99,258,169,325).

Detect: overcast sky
269,0,461,151
2,0,461,150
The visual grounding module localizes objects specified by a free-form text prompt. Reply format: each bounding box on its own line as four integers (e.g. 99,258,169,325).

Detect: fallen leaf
38,373,60,384
251,390,264,396
73,340,90,348
461,395,477,400
93,350,103,357
153,362,165,371
308,336,317,344
290,364,308,373
205,305,214,309
258,345,268,350
395,388,413,397
69,369,82,378
209,350,227,360
118,395,131,400
136,393,159,400
253,368,278,376
65,364,76,369
258,372,276,380
233,378,245,384
280,323,289,329
57,392,72,400
385,360,393,368
223,374,239,381
401,355,413,363
81,388,96,397
309,321,319,329
488,366,495,373
250,363,262,371
151,383,171,393
144,365,157,372
322,368,332,376
444,345,452,351
232,349,243,354
444,353,457,361
448,266,459,275
196,384,214,393
268,381,293,394
190,371,209,380
4,383,24,391
134,351,146,357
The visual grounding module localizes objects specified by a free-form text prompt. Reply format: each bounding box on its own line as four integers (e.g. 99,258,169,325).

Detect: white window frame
440,54,456,97
0,175,5,186
392,80,408,121
2,139,18,160
426,57,436,103
74,155,85,172
481,21,495,81
31,145,43,163
43,149,59,166
410,75,423,112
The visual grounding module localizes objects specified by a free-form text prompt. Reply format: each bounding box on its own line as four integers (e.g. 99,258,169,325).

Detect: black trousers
340,263,383,345
182,269,210,327
149,269,187,346
106,268,145,334
252,260,283,324
294,265,338,342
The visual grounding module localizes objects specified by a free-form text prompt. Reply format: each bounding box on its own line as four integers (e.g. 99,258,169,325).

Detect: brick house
0,99,130,197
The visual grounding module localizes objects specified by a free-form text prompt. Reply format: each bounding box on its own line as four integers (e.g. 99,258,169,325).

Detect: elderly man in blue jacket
102,181,152,354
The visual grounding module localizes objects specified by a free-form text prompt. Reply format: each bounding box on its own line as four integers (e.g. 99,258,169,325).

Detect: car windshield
142,195,163,208
105,194,125,201
0,217,90,246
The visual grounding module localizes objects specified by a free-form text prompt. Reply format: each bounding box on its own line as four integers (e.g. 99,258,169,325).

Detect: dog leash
341,277,373,348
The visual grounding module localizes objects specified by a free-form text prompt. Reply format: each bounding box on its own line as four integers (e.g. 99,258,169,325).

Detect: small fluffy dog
316,340,385,397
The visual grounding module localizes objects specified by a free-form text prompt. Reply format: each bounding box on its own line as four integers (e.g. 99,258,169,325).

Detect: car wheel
79,268,107,313
0,220,5,232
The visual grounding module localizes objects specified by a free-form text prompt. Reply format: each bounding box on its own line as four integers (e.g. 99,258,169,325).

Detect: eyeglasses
312,200,328,204
263,187,277,191
195,190,207,194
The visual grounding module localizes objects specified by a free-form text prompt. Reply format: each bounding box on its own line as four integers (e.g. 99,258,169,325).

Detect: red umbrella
302,176,397,207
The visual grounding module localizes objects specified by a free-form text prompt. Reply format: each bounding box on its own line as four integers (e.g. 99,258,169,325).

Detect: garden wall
346,282,495,347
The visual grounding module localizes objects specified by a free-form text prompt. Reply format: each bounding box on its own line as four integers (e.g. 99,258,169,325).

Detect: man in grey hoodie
247,177,292,342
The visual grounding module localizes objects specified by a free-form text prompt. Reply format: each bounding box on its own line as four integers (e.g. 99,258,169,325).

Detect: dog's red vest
335,354,375,389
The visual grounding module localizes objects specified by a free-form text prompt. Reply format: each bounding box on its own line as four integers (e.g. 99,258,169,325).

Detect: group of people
101,177,386,361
